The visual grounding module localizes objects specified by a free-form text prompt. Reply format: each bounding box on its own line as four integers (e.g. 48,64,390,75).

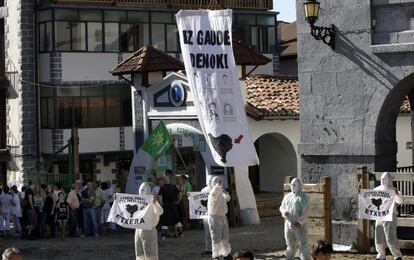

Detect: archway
249,132,297,193
375,73,414,171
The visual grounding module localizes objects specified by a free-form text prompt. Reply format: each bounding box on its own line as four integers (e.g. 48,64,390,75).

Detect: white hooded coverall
201,179,212,253
135,182,164,260
374,172,403,260
279,178,310,260
208,176,231,259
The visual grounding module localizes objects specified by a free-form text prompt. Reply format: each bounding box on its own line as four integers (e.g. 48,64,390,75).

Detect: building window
104,23,119,52
166,24,179,52
55,21,71,51
40,86,132,128
151,24,165,51
87,22,103,51
39,22,52,52
72,22,87,51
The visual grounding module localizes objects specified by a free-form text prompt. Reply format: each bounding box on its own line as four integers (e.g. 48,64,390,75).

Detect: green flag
141,121,173,160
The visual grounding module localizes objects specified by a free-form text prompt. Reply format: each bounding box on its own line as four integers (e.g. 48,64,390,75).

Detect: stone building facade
297,0,414,244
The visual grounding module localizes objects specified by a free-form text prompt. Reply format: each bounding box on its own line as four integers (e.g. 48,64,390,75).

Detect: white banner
358,189,396,221
188,192,209,219
107,193,154,229
176,9,259,167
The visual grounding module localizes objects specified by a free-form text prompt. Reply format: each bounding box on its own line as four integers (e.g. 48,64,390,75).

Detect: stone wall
297,0,414,244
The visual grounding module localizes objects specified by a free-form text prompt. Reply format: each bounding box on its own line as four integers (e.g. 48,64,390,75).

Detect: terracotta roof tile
233,40,272,66
111,45,184,76
245,74,299,118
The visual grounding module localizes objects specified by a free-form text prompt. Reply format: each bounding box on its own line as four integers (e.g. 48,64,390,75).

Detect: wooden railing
46,0,273,10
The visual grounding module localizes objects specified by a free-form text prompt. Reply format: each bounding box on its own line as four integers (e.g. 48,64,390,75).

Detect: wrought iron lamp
303,0,335,49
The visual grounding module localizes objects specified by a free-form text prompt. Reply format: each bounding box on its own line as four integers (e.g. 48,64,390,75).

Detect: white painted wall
95,155,117,183
40,127,133,154
61,53,119,81
39,53,50,82
396,114,412,167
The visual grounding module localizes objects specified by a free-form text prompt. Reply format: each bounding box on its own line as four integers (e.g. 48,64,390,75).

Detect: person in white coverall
279,178,310,260
201,176,213,256
135,182,164,260
374,172,403,260
208,176,231,260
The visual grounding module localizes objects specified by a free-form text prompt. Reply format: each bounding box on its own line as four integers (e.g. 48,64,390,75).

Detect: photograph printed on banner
221,99,237,121
218,72,233,94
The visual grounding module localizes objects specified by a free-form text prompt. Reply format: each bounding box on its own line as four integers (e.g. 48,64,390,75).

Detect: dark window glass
41,98,55,128
166,24,179,52
55,21,71,51
41,98,48,127
257,15,275,26
41,87,54,97
105,85,121,96
57,87,80,97
39,23,46,52
233,26,251,45
128,11,149,22
55,9,78,21
122,98,132,126
259,27,269,52
73,98,88,127
39,9,52,22
151,24,165,51
151,12,172,23
88,97,104,127
105,97,121,126
72,22,86,51
87,22,103,51
81,86,103,96
80,10,102,21
104,11,126,22
120,24,149,52
104,23,119,51
57,98,73,128
237,15,256,25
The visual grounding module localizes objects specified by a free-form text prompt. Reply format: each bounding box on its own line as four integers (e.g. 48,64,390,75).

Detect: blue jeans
95,207,102,234
69,208,78,236
82,207,98,236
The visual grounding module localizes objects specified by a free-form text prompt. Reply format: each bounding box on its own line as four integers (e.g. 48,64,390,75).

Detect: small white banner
107,193,154,230
188,192,209,219
176,9,259,167
358,189,396,221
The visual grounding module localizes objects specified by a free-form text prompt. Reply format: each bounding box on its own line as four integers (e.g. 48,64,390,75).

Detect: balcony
42,0,273,10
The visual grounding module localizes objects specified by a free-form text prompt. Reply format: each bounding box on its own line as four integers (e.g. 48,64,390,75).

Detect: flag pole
169,135,189,173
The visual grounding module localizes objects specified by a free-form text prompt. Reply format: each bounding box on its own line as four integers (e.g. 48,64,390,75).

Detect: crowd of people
0,179,116,240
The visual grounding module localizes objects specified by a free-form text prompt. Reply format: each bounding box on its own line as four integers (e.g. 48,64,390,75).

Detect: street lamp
303,0,335,49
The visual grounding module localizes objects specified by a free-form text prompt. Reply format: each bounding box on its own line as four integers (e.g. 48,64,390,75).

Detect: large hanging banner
188,191,209,219
176,9,259,167
358,189,396,221
107,193,154,229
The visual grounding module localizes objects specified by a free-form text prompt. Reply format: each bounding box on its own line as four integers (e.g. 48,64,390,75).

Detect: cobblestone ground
0,217,413,259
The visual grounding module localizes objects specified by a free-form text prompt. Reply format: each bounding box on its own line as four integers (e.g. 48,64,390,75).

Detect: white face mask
290,179,301,194
381,173,392,187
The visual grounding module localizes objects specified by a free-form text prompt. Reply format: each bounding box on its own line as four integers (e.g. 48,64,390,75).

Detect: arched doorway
249,132,297,193
375,73,414,171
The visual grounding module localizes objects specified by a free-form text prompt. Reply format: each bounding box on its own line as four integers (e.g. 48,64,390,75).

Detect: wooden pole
356,165,371,253
71,128,80,181
172,142,188,173
321,176,332,243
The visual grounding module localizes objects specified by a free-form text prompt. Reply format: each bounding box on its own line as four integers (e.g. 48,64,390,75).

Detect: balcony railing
45,0,273,10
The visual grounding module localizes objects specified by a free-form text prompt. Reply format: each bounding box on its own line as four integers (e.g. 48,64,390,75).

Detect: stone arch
249,132,297,193
375,73,414,171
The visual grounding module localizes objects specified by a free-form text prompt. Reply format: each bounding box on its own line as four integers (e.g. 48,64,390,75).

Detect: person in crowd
104,180,116,231
75,179,84,235
158,176,182,239
93,181,106,234
151,178,161,197
311,240,333,260
233,251,254,260
43,184,56,238
81,182,98,237
33,185,45,237
100,181,110,234
10,186,22,235
24,181,36,240
201,176,213,257
374,172,403,260
19,186,27,238
67,183,80,237
0,185,12,237
135,182,164,260
207,176,232,260
181,174,192,230
1,247,22,260
175,176,186,233
164,169,176,185
279,178,311,260
55,192,69,240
